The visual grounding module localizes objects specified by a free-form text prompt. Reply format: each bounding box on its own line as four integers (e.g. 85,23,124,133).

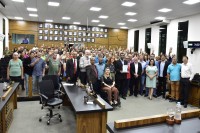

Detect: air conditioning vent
150,19,170,26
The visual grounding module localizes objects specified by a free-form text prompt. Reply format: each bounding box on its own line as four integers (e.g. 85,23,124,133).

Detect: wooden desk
188,83,200,107
0,83,19,133
61,82,113,133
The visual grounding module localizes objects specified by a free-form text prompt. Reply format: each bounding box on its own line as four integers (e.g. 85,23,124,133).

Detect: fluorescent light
99,15,109,19
14,17,23,20
29,14,38,17
91,20,100,23
125,12,137,16
121,2,136,7
159,27,165,30
120,26,128,29
127,19,137,22
90,7,102,11
73,22,80,24
155,16,166,20
62,17,71,20
27,8,37,12
46,19,53,22
98,24,105,27
158,8,172,13
178,30,183,32
48,2,60,6
183,0,200,5
118,23,126,25
12,0,24,2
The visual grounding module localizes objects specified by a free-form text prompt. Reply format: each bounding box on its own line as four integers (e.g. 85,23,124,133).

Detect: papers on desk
63,83,74,86
121,65,128,73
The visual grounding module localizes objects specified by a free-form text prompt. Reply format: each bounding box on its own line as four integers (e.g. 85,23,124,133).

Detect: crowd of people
3,45,193,107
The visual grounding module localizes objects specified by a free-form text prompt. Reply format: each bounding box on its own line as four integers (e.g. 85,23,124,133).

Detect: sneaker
114,100,118,105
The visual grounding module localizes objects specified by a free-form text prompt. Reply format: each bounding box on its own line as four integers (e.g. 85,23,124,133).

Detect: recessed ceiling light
62,17,71,20
73,22,80,25
120,26,128,29
48,2,60,6
29,14,38,17
90,7,102,11
14,17,23,20
127,19,137,22
12,0,24,2
46,19,53,22
121,2,136,7
155,16,166,20
125,12,137,16
27,8,37,12
99,15,109,19
91,20,100,23
158,8,172,13
98,24,105,27
183,0,200,5
118,23,126,25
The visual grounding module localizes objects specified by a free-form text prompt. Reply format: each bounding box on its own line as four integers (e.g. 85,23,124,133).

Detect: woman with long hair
146,59,158,100
101,68,119,105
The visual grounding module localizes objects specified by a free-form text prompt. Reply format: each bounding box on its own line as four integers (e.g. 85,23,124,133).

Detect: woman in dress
101,68,119,105
146,59,158,100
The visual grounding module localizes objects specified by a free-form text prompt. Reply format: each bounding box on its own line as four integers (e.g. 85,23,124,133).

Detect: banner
0,34,5,42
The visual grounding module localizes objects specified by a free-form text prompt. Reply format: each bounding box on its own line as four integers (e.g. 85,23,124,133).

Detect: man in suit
86,57,98,93
66,51,79,83
158,55,170,98
130,56,142,97
115,52,128,99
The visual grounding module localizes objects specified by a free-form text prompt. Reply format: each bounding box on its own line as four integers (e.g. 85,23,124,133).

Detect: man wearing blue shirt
95,56,105,94
167,56,181,102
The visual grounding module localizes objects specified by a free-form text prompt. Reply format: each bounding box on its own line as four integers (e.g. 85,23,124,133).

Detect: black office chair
38,80,63,125
42,75,64,98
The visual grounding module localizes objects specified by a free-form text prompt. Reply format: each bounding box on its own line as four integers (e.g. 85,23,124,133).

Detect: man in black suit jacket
66,51,79,83
130,56,142,97
86,57,98,93
115,52,128,99
158,55,170,98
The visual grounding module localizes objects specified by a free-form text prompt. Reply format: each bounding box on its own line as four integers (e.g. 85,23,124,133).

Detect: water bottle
175,102,182,121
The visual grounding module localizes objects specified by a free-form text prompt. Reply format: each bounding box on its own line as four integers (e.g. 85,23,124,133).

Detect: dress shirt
159,61,165,77
134,63,138,74
181,63,193,80
95,63,105,80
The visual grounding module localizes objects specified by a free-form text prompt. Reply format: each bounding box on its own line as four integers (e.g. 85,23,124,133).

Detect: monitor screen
12,33,35,44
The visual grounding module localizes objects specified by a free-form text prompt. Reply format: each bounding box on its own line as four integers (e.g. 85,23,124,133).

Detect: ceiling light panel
121,2,136,7
127,19,137,22
125,12,137,16
90,7,102,11
183,0,200,5
29,14,38,17
99,15,109,19
48,2,60,6
12,0,24,2
158,8,172,12
155,16,166,20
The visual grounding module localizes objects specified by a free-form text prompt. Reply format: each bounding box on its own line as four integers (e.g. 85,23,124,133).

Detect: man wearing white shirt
180,56,193,108
79,50,91,85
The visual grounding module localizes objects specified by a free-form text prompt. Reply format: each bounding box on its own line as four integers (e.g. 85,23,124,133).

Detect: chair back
39,80,55,100
43,75,59,90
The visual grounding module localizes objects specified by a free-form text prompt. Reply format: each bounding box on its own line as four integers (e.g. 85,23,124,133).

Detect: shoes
134,94,138,97
144,94,148,97
184,104,187,108
181,102,184,105
153,95,157,98
122,96,126,100
114,100,118,105
148,96,152,100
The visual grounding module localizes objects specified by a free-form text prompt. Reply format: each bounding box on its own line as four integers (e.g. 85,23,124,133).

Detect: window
177,21,188,62
134,30,139,52
145,28,151,54
159,25,167,55
3,18,5,52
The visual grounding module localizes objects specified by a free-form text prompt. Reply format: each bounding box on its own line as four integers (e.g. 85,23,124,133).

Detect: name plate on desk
2,87,12,100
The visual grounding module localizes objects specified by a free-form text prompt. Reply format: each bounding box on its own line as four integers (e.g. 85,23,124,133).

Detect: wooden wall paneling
9,20,128,50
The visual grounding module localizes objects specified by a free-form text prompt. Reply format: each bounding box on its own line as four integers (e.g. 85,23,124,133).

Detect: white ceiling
1,0,200,29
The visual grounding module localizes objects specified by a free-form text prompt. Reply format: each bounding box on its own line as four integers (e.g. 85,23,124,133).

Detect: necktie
74,59,76,74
